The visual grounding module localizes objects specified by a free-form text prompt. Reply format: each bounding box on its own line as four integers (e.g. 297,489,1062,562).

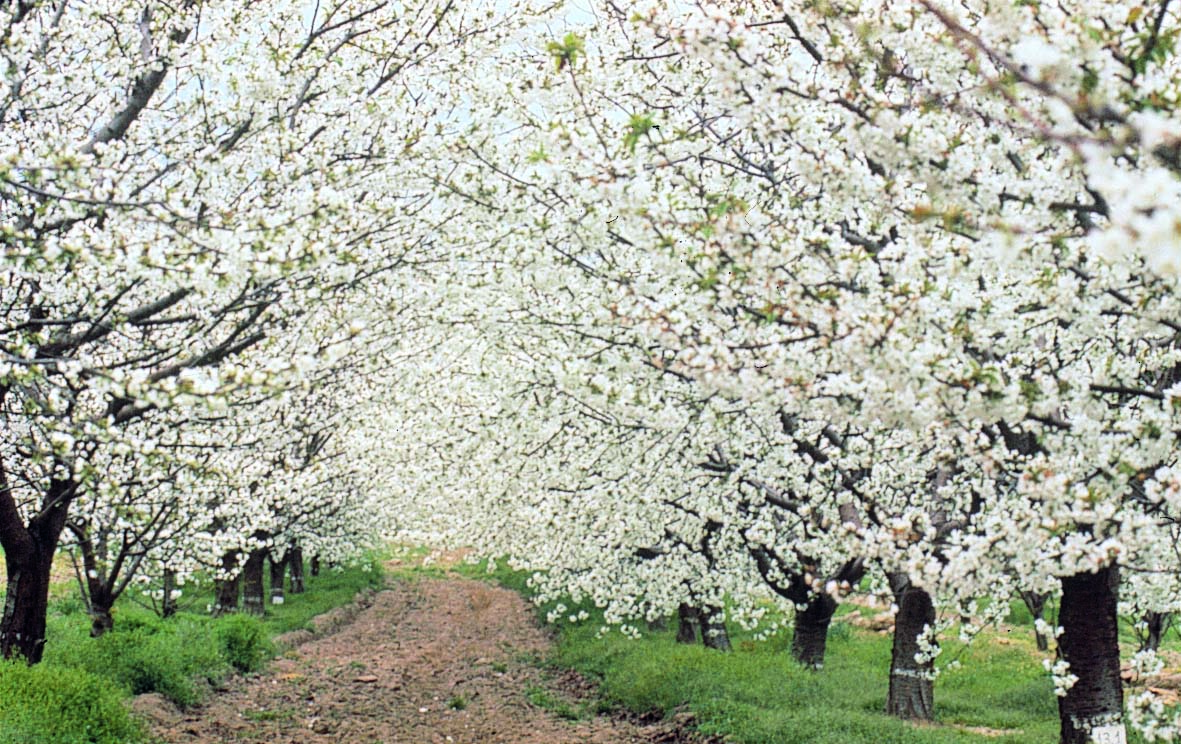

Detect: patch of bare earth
150,574,704,743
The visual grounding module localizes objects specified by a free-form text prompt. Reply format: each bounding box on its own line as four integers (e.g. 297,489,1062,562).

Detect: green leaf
623,113,656,154
546,33,585,71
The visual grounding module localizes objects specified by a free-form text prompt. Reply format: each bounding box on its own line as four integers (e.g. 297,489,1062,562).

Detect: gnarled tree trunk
749,546,866,671
886,573,936,721
1058,565,1125,744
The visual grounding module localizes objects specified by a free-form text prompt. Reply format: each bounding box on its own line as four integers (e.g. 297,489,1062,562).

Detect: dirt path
147,574,693,743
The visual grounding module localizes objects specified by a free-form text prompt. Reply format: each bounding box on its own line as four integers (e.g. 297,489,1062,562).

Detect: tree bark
241,547,267,616
1021,590,1050,652
88,591,115,638
212,551,240,616
1141,611,1169,653
289,546,305,594
310,554,320,577
748,548,866,672
75,527,115,637
1,475,73,663
701,604,732,651
1058,565,1125,744
161,569,177,618
1,542,55,662
269,552,288,605
792,592,837,669
676,603,700,644
886,573,936,721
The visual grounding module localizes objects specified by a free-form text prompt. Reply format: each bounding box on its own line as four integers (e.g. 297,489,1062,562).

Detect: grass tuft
448,694,469,710
216,614,274,673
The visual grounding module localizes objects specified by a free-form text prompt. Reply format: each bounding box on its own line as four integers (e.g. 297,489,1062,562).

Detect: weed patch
524,683,587,721
217,614,274,673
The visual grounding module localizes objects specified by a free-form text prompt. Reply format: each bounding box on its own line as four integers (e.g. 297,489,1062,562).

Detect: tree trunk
162,569,177,619
1021,590,1050,652
241,547,267,616
646,615,667,632
289,546,305,594
1058,565,1125,744
749,550,866,671
76,528,115,637
701,604,732,651
676,603,700,644
89,591,115,638
1,542,54,662
269,552,288,605
0,475,73,664
212,551,240,616
886,573,936,721
792,592,837,669
310,554,320,577
1141,611,1168,653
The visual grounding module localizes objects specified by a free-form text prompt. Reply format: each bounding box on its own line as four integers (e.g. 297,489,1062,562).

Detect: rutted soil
147,573,702,743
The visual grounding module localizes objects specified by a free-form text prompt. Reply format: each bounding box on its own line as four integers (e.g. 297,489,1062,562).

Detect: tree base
886,574,935,721
1058,565,1124,744
791,594,836,670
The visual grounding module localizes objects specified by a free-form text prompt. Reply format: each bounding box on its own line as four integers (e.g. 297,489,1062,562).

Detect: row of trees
6,2,1181,744
0,0,477,660
389,3,1181,744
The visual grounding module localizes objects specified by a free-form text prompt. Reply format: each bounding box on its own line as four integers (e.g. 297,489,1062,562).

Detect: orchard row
4,3,1181,743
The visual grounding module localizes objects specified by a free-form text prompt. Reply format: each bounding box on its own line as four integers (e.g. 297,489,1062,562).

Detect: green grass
243,706,298,722
448,694,469,710
45,607,232,706
384,544,457,581
264,557,384,635
551,622,1058,743
0,659,144,744
457,559,1165,744
0,551,386,742
524,682,593,721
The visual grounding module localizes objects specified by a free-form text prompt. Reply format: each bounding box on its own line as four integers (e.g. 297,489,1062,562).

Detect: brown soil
149,574,703,743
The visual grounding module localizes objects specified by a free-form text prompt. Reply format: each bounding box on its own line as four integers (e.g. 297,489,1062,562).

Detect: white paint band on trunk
1089,722,1126,744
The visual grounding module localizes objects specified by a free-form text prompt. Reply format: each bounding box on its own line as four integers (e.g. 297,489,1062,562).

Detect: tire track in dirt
148,574,696,743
